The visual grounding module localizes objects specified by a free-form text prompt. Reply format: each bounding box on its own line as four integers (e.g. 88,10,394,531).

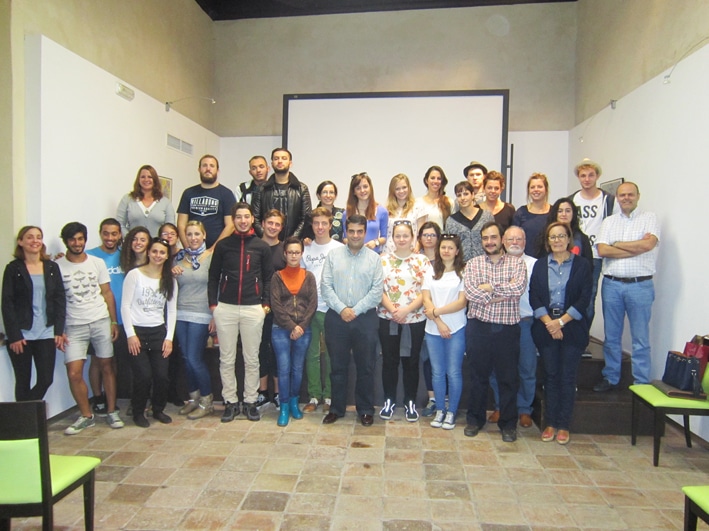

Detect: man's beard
200,173,217,184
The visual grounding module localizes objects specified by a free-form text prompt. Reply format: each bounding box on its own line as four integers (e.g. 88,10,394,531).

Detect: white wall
568,43,709,438
0,36,219,416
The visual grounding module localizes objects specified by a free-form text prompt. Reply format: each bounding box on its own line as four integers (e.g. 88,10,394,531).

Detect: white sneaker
64,415,95,435
430,410,445,428
106,410,125,429
441,411,456,430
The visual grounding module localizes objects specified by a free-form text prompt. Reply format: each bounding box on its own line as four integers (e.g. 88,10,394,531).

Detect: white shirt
572,190,619,258
422,269,467,335
596,208,660,277
519,253,537,318
121,268,178,339
56,255,111,325
301,239,343,313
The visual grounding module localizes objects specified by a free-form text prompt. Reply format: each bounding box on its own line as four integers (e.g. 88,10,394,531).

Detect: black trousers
8,338,56,401
129,325,169,415
465,318,520,430
378,318,425,404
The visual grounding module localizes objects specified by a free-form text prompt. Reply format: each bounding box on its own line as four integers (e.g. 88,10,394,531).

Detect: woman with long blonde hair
383,173,426,254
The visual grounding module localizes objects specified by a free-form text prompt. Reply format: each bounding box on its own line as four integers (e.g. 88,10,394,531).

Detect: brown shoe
487,410,500,423
303,398,319,413
322,412,339,424
519,413,533,428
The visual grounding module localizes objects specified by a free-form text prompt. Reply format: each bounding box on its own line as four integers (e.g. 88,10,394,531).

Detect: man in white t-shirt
570,159,618,330
56,222,123,434
301,207,343,413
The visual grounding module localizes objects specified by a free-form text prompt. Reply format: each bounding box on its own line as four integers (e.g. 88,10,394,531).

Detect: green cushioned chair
0,401,101,531
630,369,709,466
683,486,709,531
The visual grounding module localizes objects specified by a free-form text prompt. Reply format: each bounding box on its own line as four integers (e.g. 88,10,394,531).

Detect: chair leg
631,394,639,446
83,472,96,531
0,517,10,531
685,495,698,531
653,409,664,467
684,415,693,448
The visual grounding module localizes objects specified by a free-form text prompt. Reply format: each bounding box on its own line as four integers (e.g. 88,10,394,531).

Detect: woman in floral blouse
377,220,431,422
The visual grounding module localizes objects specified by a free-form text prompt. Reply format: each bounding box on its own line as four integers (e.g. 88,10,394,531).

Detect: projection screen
283,90,509,201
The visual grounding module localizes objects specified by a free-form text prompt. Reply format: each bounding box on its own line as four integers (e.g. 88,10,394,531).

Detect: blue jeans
587,258,603,327
540,341,583,429
601,277,655,385
175,320,212,395
426,328,465,415
271,324,311,402
489,317,536,414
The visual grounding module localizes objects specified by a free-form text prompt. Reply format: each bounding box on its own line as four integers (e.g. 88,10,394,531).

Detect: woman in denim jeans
270,237,317,426
173,221,214,419
422,234,468,430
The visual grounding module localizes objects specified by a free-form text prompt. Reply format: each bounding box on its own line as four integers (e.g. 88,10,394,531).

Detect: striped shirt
464,252,527,325
596,208,660,277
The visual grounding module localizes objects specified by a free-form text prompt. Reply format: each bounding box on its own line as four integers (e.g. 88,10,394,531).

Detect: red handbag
684,335,709,379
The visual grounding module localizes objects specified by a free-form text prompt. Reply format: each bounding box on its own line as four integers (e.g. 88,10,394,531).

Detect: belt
604,275,653,284
550,308,564,318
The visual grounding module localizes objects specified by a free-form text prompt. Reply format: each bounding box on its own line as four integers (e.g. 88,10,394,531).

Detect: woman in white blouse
116,165,175,237
122,237,177,428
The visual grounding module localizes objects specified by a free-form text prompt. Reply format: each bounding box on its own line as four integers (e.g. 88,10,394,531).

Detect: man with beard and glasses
177,154,237,250
462,221,527,443
56,222,124,434
252,148,312,240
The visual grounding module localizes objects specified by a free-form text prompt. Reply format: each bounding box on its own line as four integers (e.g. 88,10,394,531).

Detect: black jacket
529,254,592,350
252,173,312,239
2,259,66,344
208,229,274,307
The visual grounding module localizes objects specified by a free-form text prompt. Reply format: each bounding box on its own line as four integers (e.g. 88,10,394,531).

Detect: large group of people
1,150,660,445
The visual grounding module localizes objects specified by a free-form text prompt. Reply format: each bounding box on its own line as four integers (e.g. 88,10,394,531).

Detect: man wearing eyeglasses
462,221,527,442
252,148,312,240
593,182,659,392
486,226,538,428
320,214,384,426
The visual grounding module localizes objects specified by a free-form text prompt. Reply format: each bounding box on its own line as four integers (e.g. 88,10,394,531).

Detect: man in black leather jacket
252,148,312,240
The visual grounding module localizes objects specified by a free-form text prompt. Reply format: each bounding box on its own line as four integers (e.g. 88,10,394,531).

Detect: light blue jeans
426,328,465,415
601,277,654,385
272,324,311,402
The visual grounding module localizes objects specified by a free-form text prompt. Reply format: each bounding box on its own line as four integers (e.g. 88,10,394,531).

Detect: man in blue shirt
320,214,384,426
86,218,128,415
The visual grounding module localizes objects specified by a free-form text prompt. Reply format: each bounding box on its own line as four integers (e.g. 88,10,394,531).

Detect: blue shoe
289,397,303,419
277,402,290,427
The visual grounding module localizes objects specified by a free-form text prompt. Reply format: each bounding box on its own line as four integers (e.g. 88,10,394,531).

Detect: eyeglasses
548,234,569,241
286,250,302,256
440,234,457,240
420,233,438,239
160,231,176,238
392,220,412,227
351,172,368,180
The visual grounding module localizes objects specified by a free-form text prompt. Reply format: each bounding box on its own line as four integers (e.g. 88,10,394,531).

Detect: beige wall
1,1,12,257
8,0,215,242
214,3,578,137
575,0,709,123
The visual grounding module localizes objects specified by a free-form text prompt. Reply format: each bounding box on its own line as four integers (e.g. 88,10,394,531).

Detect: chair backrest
702,368,709,398
0,401,52,505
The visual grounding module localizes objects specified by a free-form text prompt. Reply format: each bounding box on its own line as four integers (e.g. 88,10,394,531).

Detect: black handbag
662,350,703,397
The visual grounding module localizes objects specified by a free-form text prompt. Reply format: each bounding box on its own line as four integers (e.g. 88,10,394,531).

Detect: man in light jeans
208,203,274,421
593,182,659,391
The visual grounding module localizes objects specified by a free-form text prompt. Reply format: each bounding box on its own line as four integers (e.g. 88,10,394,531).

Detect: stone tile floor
10,401,709,530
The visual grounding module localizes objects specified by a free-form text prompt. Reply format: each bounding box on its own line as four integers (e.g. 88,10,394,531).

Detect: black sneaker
379,399,395,420
92,395,107,417
464,424,481,437
501,429,517,443
593,378,618,392
221,402,239,423
244,402,261,421
405,401,419,422
255,391,270,411
273,393,280,411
